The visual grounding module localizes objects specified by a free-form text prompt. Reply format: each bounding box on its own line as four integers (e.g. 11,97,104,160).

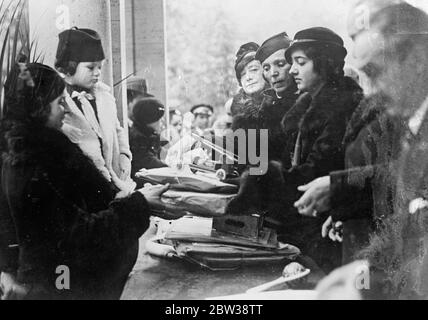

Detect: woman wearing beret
0,63,170,300
228,42,268,173
256,32,299,163
129,97,168,187
276,27,363,271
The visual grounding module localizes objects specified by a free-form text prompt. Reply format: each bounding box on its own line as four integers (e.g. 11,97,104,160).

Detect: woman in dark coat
279,28,363,271
0,63,169,300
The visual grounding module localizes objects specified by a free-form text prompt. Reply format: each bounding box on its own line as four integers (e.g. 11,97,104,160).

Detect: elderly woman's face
289,49,322,94
240,60,265,95
262,49,293,95
47,92,68,130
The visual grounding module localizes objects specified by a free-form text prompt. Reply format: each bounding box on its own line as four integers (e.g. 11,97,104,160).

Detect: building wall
28,0,114,86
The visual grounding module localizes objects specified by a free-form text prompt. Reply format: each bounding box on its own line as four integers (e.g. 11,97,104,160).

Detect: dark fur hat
56,27,105,63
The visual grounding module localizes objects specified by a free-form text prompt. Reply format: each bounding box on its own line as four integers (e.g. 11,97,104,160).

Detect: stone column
110,0,128,127
125,0,167,104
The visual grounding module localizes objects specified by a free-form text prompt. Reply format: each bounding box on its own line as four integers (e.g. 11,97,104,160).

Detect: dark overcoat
0,124,150,300
359,113,428,299
278,76,363,217
329,94,405,263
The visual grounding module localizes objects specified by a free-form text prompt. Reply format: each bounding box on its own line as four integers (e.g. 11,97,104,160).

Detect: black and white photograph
1,0,428,303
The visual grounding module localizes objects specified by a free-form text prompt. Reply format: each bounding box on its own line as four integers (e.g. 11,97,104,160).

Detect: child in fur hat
55,27,135,193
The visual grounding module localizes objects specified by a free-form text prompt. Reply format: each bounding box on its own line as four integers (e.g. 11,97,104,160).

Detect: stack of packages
137,167,301,270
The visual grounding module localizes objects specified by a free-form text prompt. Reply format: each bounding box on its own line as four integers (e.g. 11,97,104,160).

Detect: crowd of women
1,0,428,300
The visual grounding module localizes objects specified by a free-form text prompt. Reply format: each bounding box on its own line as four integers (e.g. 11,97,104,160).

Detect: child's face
69,61,103,90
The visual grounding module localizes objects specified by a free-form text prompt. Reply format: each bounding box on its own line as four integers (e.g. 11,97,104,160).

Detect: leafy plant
0,0,44,118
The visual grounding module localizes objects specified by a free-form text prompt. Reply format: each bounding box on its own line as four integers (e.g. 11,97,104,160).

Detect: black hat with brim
285,27,347,64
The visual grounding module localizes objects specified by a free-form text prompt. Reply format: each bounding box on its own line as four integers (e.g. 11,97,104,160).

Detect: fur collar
2,123,114,200
282,77,363,135
231,88,265,118
5,124,87,168
342,94,391,146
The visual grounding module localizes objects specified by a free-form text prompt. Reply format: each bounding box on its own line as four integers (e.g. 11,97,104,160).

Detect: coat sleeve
330,165,376,204
283,116,348,194
329,115,394,221
116,119,132,161
24,168,150,253
330,168,374,222
64,192,150,251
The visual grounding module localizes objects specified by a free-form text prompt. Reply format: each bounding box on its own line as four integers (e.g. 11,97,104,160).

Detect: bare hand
294,176,331,217
0,272,29,300
119,154,131,180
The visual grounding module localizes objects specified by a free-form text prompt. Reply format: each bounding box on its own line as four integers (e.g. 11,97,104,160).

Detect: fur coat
279,76,363,211
62,82,132,189
0,124,149,300
358,111,428,299
230,88,266,131
328,94,405,264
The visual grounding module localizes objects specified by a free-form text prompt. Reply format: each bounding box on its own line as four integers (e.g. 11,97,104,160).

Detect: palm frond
1,0,43,118
11,0,25,64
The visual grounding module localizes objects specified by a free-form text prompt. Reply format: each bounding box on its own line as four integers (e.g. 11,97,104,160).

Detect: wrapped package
136,167,238,193
174,242,301,271
160,190,235,216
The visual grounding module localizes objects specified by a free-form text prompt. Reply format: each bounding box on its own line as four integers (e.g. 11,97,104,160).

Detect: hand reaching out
294,176,331,217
